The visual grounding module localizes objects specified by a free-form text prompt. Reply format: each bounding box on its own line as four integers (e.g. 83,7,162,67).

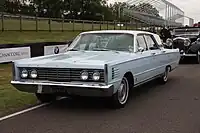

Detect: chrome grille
37,68,70,81
173,39,187,50
19,68,104,82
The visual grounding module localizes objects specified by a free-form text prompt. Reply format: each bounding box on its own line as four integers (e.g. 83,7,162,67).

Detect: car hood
15,51,135,69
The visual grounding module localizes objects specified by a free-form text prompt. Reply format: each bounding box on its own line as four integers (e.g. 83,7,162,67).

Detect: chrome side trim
134,74,162,88
104,64,108,85
11,81,112,89
134,60,178,77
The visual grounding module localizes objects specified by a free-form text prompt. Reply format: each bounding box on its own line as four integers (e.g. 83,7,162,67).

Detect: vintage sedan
11,30,180,109
165,27,200,63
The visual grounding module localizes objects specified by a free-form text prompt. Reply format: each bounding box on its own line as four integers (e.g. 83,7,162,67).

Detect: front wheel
109,77,130,109
35,93,57,103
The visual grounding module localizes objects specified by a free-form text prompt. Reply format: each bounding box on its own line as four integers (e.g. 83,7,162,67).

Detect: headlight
80,71,88,80
21,69,28,78
92,71,100,81
166,38,173,46
30,69,37,78
184,39,191,46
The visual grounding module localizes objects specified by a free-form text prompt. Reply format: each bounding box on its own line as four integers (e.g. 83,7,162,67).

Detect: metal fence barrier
0,13,161,32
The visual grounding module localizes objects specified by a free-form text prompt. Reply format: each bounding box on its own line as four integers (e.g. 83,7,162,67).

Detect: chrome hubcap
118,78,129,104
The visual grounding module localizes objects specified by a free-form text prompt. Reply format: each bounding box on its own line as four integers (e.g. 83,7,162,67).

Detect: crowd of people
159,26,172,42
148,26,172,42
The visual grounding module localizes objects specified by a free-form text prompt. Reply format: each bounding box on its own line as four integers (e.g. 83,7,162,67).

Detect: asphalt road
1,64,200,133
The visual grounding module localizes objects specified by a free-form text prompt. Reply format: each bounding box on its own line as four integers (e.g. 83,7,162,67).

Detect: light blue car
11,30,180,109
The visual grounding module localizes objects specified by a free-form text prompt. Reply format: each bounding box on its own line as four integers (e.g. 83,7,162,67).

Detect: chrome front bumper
11,80,114,97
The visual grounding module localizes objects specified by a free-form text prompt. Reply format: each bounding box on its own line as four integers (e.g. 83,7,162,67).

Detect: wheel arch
123,71,134,89
166,65,172,72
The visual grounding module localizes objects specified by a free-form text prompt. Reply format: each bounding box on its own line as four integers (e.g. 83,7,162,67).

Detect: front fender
190,42,200,53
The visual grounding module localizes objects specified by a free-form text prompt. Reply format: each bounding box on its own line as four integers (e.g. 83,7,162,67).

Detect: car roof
80,30,156,36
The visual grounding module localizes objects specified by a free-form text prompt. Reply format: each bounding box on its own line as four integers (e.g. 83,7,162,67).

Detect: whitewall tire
110,77,130,109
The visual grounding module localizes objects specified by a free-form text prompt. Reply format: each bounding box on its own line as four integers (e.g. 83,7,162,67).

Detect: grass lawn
0,31,80,44
0,64,37,116
0,18,136,43
0,19,133,31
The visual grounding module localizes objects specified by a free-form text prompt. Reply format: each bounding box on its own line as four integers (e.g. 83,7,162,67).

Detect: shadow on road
46,78,174,111
179,57,199,64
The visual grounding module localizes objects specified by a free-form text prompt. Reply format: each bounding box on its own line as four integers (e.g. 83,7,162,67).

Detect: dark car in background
164,27,200,63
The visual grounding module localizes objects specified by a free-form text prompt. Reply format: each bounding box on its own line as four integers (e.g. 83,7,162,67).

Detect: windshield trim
67,33,134,52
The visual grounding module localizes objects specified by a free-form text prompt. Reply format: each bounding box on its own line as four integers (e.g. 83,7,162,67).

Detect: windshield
68,33,134,52
173,28,200,36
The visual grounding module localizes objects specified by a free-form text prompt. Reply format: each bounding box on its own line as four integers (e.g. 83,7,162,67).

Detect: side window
154,34,163,47
144,35,159,50
136,35,147,51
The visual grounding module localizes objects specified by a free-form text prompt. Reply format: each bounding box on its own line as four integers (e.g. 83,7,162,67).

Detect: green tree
0,0,6,11
30,0,112,20
4,0,21,14
109,2,130,21
2,0,160,22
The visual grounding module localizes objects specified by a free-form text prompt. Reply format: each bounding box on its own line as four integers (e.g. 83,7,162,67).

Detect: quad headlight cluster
80,71,101,81
20,68,103,81
21,69,38,79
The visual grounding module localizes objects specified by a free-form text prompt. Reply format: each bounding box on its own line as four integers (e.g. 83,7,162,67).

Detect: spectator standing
160,26,171,42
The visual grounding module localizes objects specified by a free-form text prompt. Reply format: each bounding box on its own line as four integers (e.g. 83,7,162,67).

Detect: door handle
151,52,156,55
162,50,166,53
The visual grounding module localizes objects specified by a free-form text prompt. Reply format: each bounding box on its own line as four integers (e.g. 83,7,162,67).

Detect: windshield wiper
68,49,78,51
68,48,111,51
92,48,110,51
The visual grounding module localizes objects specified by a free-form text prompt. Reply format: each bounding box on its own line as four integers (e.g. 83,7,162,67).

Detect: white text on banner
0,47,31,63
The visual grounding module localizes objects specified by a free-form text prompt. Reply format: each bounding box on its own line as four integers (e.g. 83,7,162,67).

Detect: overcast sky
168,0,200,23
108,0,200,24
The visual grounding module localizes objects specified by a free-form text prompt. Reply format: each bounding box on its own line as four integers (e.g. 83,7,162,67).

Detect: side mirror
165,38,173,47
163,42,167,46
128,45,134,52
138,47,144,52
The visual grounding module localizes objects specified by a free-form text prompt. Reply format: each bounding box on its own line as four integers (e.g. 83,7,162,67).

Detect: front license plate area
37,85,43,93
37,85,67,93
51,86,68,93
